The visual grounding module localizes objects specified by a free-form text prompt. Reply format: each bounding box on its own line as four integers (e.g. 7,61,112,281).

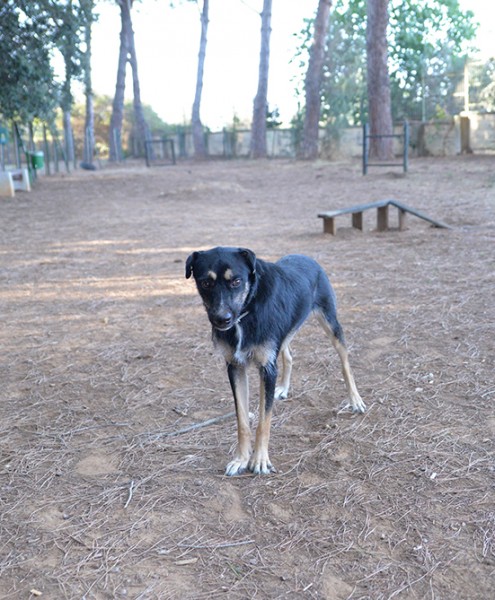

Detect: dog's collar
236,311,249,323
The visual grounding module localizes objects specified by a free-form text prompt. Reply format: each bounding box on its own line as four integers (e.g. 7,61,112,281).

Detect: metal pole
43,123,51,176
362,123,369,175
54,139,59,173
13,123,20,168
403,121,409,173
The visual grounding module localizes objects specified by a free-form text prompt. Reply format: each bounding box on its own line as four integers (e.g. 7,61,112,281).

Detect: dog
186,246,365,476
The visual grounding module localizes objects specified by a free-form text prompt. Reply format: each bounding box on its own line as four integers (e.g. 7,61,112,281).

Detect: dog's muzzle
210,310,249,331
211,312,235,331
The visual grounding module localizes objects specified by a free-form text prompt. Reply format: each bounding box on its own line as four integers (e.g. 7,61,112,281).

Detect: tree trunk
299,0,332,160
366,0,393,160
61,50,75,168
250,0,272,159
82,1,95,166
192,0,209,159
109,0,130,162
63,109,75,169
126,2,151,157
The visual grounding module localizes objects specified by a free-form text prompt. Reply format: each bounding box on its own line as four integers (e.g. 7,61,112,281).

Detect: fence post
403,120,409,173
43,124,51,176
362,123,369,175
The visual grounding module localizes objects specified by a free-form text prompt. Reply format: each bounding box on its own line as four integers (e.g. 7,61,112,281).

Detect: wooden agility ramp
318,199,452,235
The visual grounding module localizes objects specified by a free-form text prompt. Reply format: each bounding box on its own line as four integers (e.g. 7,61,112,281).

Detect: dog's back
249,254,340,344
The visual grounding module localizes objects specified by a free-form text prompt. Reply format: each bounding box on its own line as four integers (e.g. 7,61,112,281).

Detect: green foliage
0,1,59,122
266,106,282,129
0,1,95,123
69,95,176,158
322,0,367,126
388,0,478,120
468,59,495,112
294,0,479,125
49,0,86,110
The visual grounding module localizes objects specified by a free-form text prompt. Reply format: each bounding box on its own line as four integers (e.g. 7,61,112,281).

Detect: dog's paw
339,395,366,414
248,453,276,475
351,394,366,413
275,386,289,400
225,457,250,477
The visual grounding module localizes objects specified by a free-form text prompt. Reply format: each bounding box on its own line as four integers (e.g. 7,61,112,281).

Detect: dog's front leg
225,363,252,476
250,362,277,475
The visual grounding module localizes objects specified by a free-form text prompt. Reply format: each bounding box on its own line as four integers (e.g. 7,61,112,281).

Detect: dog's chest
214,323,276,367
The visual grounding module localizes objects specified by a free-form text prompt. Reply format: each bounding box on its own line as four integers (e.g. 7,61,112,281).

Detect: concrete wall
3,114,493,173
170,116,493,160
469,112,495,151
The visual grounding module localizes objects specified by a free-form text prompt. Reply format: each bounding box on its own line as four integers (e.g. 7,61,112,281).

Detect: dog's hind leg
249,362,277,475
316,311,366,413
225,364,252,476
275,344,292,399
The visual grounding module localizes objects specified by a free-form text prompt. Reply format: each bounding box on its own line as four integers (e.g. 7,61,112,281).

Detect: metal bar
403,120,409,172
363,123,369,175
365,133,402,139
366,163,404,167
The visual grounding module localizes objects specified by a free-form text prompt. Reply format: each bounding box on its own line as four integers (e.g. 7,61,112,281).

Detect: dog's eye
230,278,242,288
201,279,214,290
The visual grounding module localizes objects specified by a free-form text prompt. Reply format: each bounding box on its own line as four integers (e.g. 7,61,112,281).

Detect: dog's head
185,246,257,331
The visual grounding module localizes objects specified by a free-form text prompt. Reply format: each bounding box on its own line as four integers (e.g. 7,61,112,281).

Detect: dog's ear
185,252,199,279
238,248,256,274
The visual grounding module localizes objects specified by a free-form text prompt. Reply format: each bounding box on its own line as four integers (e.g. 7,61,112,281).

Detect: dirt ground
0,156,494,599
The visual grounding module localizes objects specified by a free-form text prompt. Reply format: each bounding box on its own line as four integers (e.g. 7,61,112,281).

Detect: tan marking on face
224,268,233,280
207,270,217,280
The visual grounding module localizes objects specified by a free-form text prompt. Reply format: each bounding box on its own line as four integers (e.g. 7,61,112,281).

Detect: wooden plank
318,199,389,219
352,211,364,231
377,205,389,231
388,200,452,229
398,208,407,231
322,217,336,235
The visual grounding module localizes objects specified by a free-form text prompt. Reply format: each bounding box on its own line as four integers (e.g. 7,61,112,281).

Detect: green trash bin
30,151,44,169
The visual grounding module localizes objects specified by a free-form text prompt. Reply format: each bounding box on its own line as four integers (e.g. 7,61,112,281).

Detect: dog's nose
212,312,234,330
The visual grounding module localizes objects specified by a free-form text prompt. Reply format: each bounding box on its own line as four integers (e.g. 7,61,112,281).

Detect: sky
89,0,495,130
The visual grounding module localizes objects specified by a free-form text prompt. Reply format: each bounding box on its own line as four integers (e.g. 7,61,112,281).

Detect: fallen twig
148,411,236,439
124,480,135,509
177,539,255,550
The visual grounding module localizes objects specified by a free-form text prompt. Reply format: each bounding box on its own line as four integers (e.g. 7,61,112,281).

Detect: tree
360,1,473,123
192,0,209,158
109,0,151,161
299,0,332,160
0,1,58,123
388,0,477,120
109,1,130,161
52,0,84,167
80,0,97,167
71,94,174,159
366,0,393,160
295,0,477,127
250,0,272,159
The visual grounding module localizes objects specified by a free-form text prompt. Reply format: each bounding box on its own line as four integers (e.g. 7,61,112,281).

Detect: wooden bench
318,199,451,235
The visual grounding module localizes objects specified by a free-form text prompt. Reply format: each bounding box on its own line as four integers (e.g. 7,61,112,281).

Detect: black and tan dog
186,246,365,476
